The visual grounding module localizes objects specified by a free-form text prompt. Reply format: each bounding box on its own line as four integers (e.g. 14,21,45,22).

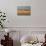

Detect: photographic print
17,6,31,16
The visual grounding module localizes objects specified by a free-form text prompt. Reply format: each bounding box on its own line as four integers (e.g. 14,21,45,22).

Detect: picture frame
16,0,32,16
17,6,31,16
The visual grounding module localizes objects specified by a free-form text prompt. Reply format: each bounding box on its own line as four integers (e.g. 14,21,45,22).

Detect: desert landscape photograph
17,6,31,15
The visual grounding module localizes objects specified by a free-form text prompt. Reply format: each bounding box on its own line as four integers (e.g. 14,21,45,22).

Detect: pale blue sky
17,6,31,10
16,0,32,2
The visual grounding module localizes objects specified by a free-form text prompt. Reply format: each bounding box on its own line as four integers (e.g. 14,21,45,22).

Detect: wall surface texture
0,0,46,46
0,0,46,27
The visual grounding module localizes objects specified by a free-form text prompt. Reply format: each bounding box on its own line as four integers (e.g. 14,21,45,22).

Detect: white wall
0,1,46,46
0,0,46,27
32,0,46,27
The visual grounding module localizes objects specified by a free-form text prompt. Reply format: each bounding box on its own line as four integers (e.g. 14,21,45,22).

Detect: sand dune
17,10,31,15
